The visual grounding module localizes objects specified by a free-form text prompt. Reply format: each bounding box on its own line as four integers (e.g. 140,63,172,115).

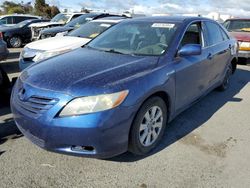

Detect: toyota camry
11,16,237,158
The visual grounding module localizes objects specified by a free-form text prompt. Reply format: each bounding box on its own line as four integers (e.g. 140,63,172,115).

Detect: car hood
29,22,64,28
230,32,250,42
0,26,18,32
41,26,72,34
20,48,159,96
25,36,90,51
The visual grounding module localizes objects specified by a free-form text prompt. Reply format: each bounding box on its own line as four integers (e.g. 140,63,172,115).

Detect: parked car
0,34,9,61
0,14,40,26
30,13,85,41
11,16,238,159
0,19,49,48
19,17,127,70
39,13,126,39
224,18,250,62
0,38,10,100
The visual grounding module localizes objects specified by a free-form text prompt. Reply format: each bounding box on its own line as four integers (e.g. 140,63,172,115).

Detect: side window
13,16,26,24
223,21,230,29
181,22,202,47
205,22,224,46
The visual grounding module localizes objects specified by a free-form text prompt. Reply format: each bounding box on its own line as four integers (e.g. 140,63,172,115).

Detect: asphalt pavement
0,48,250,188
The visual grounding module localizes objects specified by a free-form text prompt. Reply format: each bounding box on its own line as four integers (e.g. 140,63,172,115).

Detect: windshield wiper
103,49,125,54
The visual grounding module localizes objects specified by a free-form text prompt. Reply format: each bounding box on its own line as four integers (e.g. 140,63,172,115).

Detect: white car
30,13,85,40
19,17,126,70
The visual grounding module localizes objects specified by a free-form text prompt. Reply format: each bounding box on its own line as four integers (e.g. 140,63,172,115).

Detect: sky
2,0,250,16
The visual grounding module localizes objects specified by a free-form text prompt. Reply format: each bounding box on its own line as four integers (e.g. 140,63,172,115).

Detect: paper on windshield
152,23,175,28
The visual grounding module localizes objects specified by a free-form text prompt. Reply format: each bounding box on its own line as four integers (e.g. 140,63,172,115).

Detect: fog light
71,146,95,152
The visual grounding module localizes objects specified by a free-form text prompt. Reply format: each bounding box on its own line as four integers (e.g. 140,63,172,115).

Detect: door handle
207,53,213,60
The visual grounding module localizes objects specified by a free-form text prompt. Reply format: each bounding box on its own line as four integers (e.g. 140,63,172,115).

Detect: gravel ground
0,49,250,188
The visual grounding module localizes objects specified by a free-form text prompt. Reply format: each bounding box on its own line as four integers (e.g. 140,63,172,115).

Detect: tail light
0,32,3,39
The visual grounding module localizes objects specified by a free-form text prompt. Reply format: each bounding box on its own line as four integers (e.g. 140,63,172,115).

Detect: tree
50,6,60,18
34,0,46,16
34,0,60,18
1,1,33,14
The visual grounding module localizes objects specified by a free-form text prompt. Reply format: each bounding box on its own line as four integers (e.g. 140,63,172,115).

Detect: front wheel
8,36,22,48
129,96,167,155
217,63,233,91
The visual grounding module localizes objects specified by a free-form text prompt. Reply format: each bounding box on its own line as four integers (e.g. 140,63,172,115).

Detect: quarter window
205,22,224,46
220,28,229,41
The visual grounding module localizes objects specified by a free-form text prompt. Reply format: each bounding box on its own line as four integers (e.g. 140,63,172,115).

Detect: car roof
0,14,40,18
225,18,250,21
92,16,128,23
127,16,212,23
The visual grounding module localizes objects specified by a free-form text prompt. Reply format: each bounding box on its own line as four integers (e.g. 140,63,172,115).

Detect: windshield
225,20,250,32
88,22,178,56
51,13,70,23
68,21,115,38
65,14,96,28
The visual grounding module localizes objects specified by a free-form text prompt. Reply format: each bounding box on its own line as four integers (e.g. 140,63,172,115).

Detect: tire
0,67,11,104
217,63,233,92
129,96,167,155
0,67,10,90
8,36,22,48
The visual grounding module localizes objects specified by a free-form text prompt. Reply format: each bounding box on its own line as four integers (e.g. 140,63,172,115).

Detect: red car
224,18,250,61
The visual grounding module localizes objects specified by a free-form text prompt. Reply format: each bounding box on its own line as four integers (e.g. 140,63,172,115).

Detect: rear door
203,21,232,85
175,22,213,111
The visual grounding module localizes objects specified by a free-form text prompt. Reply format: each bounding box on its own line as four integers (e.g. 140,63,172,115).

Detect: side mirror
178,44,202,56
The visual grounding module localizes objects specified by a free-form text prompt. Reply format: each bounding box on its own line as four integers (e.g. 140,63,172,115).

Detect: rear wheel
217,63,232,91
129,97,167,155
8,36,22,48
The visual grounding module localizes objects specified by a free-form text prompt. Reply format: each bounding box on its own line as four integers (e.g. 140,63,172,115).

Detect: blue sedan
11,16,238,158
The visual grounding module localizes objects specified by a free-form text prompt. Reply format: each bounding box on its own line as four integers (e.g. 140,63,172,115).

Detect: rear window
0,17,12,24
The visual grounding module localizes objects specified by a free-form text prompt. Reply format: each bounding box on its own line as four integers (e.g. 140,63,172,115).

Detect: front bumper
238,50,250,58
11,79,137,158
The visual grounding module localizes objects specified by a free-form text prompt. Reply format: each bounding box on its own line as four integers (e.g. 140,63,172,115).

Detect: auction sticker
152,23,175,28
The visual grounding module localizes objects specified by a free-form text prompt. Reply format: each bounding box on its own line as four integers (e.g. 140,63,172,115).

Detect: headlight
239,42,250,50
59,90,129,117
55,31,68,37
33,49,71,62
20,47,44,60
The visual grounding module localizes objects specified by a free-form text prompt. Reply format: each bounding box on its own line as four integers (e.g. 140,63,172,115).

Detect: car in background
0,19,49,48
0,14,40,26
39,13,126,39
19,17,127,70
30,13,85,41
224,18,250,62
0,34,9,61
12,17,237,158
0,38,10,101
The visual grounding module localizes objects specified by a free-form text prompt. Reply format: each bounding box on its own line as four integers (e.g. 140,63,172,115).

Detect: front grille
40,34,53,39
16,95,58,116
31,27,43,40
